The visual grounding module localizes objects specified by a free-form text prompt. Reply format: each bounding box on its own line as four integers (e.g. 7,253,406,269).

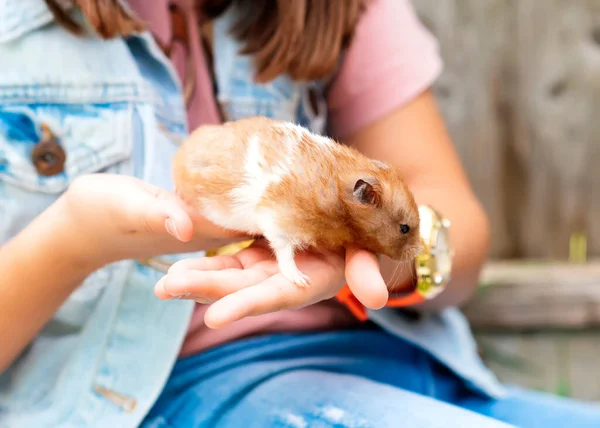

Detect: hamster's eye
400,224,410,234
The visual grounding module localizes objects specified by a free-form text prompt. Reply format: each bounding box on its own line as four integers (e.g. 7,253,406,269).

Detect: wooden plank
566,334,600,401
463,259,600,329
412,0,513,258
414,0,600,258
510,0,600,259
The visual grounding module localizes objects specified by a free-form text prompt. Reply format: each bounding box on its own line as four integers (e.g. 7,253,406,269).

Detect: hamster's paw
266,234,311,287
281,265,311,288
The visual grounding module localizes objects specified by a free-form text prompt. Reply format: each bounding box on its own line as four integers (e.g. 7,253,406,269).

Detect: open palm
155,240,389,328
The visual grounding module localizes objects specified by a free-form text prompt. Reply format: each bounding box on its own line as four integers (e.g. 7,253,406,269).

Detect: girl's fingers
203,276,313,328
154,265,276,301
147,201,193,242
156,245,347,326
154,247,278,301
154,256,246,300
167,245,273,275
344,245,388,310
138,184,195,242
167,255,243,274
163,212,194,242
204,258,343,328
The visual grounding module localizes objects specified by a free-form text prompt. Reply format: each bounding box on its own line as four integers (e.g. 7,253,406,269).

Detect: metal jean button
31,123,66,176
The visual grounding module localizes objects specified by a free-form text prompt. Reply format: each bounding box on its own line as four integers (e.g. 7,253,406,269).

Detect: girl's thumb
163,204,194,242
145,191,194,242
345,245,389,310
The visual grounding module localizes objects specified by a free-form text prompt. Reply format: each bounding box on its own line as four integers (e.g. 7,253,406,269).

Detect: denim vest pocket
0,99,137,247
0,81,142,342
0,102,134,194
0,101,137,333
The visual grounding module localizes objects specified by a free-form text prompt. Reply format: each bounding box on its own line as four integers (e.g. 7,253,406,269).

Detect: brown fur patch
173,116,421,261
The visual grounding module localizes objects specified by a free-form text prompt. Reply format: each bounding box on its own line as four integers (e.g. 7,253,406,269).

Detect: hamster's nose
407,244,422,259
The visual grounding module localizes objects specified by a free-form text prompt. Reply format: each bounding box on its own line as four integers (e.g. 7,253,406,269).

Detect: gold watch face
432,218,452,280
415,205,453,299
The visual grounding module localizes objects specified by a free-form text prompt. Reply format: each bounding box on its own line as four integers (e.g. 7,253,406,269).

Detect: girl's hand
63,173,245,268
154,240,389,328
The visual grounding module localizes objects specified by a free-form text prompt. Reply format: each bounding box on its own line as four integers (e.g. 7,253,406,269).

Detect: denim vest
0,2,504,426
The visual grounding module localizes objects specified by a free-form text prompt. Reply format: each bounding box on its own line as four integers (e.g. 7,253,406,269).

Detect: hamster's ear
353,177,381,207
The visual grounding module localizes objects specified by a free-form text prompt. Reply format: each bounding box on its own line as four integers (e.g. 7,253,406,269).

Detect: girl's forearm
0,197,101,372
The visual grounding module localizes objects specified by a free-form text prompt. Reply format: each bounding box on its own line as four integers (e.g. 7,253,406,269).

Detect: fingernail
165,218,181,241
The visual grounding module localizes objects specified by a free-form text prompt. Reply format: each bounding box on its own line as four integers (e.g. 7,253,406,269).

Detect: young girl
0,0,598,426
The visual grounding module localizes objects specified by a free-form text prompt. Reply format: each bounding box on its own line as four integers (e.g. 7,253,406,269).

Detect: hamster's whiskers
384,254,422,292
385,259,409,290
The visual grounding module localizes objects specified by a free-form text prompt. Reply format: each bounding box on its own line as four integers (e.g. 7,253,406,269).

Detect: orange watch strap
335,285,368,321
335,283,425,321
385,290,426,307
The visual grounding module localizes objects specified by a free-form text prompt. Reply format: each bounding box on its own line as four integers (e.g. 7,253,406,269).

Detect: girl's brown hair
44,0,369,82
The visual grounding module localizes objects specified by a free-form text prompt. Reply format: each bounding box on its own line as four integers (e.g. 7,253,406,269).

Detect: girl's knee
222,370,516,428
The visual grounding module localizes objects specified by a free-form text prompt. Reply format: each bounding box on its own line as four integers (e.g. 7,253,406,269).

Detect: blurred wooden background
414,0,600,260
412,0,600,401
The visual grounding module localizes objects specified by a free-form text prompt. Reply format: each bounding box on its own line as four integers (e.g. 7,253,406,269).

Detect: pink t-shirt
127,0,442,356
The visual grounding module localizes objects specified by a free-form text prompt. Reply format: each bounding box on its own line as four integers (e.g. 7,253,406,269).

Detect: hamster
172,116,421,287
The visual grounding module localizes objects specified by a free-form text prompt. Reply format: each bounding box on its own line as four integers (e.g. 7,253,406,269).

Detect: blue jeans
141,325,600,427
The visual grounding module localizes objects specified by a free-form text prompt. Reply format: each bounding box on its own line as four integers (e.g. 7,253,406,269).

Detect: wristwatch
336,204,454,320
